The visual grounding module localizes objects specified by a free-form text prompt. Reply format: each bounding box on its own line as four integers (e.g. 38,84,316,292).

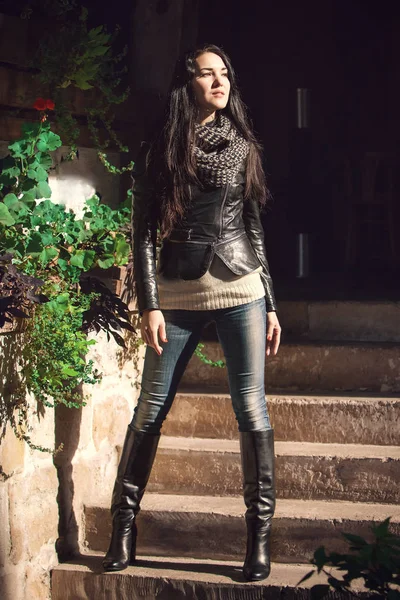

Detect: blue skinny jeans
130,297,271,434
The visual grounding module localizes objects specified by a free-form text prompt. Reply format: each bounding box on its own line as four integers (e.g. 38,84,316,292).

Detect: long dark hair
149,44,268,237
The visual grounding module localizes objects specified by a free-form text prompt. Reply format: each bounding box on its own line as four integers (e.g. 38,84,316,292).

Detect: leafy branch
298,518,400,599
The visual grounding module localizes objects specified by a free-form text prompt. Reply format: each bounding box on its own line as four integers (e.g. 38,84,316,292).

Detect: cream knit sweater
157,255,265,311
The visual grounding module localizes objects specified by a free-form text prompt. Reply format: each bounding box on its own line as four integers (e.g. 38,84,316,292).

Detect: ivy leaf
114,235,130,265
97,254,115,269
40,231,57,245
0,158,20,179
21,122,41,138
3,193,19,208
61,366,79,377
26,232,43,254
39,246,58,266
21,179,36,192
37,153,52,170
70,249,96,271
36,181,52,199
57,258,69,271
4,195,30,219
74,71,94,90
46,132,62,151
0,203,15,225
8,141,25,158
27,166,48,182
21,191,36,206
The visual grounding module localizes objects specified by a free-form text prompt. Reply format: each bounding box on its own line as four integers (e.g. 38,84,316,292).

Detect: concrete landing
147,437,400,503
165,392,400,445
52,554,361,600
85,496,400,564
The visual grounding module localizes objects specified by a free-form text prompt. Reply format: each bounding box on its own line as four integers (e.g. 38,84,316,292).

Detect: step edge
85,496,400,521
158,437,400,459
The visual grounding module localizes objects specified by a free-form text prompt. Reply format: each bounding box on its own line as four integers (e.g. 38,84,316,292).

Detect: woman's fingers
266,321,274,356
159,320,168,343
266,312,282,356
140,310,167,356
149,325,163,355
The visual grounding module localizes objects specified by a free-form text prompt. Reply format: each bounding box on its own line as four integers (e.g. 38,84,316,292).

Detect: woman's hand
266,311,281,356
140,309,168,356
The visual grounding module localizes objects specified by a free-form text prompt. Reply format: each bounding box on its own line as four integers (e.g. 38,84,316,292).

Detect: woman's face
191,52,231,117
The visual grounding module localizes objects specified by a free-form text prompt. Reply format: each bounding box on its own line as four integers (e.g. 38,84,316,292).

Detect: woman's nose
212,76,224,88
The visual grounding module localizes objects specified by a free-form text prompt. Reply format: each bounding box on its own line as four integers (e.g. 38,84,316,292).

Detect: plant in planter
0,100,133,452
298,517,400,599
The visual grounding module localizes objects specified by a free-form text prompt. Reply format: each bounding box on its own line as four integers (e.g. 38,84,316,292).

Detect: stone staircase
52,300,400,599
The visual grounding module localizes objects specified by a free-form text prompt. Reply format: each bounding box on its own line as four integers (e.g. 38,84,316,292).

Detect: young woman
103,44,281,582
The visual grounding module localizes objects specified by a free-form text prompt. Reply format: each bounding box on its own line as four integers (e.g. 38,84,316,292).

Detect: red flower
33,97,47,111
33,98,55,111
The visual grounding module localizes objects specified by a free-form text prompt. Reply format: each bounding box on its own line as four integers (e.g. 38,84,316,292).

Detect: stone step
146,437,400,504
85,495,400,564
52,554,355,600
180,341,400,392
165,391,400,445
278,300,400,342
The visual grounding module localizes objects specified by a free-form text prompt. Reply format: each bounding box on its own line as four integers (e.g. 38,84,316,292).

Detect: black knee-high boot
102,427,160,572
239,429,275,582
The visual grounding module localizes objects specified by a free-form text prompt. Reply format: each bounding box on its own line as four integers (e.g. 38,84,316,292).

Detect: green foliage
30,2,131,171
21,290,101,408
298,518,400,599
194,343,225,369
0,122,131,282
0,108,133,457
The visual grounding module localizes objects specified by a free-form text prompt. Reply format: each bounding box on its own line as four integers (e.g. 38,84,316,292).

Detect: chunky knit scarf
194,114,249,187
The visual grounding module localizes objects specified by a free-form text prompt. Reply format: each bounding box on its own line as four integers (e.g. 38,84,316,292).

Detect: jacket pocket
158,240,214,280
215,234,261,275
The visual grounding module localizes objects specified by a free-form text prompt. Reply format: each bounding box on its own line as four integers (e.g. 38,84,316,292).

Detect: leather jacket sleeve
242,196,277,312
132,146,160,314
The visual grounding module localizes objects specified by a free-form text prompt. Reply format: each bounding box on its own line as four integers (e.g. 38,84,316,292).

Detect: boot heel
129,524,138,565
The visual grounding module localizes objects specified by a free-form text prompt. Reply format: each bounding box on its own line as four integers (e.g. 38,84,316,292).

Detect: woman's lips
212,92,225,97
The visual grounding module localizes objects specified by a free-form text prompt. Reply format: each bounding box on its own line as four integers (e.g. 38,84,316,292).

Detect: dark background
1,0,399,298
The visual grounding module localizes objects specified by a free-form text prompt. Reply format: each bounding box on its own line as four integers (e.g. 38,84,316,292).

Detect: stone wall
0,4,200,597
0,147,145,600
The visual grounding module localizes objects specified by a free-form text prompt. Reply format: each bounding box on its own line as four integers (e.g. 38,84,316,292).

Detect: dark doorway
197,0,400,300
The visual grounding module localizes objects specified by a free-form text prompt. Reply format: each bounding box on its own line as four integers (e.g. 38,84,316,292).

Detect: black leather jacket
133,153,277,314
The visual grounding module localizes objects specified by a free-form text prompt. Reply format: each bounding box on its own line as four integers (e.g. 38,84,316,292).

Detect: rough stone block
85,495,400,564
0,424,25,475
164,392,400,446
181,341,400,392
51,555,356,600
0,566,25,600
308,301,400,342
278,301,309,337
147,438,400,504
92,394,132,451
25,563,52,600
0,485,10,567
8,464,58,563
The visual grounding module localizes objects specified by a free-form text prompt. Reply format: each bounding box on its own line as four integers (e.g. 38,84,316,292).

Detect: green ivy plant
298,518,400,599
0,101,132,455
30,1,133,173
